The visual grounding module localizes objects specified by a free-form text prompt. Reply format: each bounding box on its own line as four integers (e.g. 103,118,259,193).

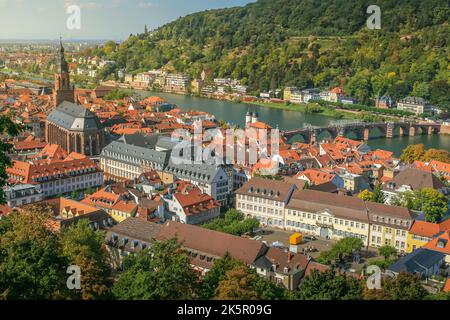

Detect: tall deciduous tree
215,266,259,300
60,220,112,300
0,115,23,203
363,272,428,300
296,269,363,300
113,238,199,300
0,206,69,299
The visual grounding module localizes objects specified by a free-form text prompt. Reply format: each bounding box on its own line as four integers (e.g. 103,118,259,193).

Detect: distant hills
100,0,449,109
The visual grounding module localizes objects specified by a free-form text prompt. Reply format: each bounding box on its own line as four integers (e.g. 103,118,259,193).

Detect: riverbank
245,101,361,120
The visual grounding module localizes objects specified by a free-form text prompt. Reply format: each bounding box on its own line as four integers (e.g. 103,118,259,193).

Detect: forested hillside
96,0,449,109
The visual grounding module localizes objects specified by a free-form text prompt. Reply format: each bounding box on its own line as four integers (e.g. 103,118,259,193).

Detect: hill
97,0,449,109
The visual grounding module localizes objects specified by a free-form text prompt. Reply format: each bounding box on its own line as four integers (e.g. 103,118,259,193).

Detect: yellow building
283,87,298,102
366,202,412,253
285,191,370,246
283,190,414,252
110,200,138,223
406,220,442,253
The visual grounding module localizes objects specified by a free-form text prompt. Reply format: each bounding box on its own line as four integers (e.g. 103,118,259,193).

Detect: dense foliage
112,238,199,300
202,209,259,236
97,0,448,109
1,209,449,300
401,144,450,164
392,188,448,222
317,237,364,265
0,116,23,204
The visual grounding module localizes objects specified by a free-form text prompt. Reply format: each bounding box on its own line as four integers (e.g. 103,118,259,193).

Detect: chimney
287,252,292,263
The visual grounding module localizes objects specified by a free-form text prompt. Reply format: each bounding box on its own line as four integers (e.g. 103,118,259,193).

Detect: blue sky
0,0,254,40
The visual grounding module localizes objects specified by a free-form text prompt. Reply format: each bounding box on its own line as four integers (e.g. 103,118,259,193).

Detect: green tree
296,269,363,300
372,182,386,204
378,245,397,261
364,272,428,300
199,253,244,299
0,115,23,203
419,188,448,223
317,237,364,265
0,206,69,299
202,209,259,236
60,220,112,300
113,238,198,300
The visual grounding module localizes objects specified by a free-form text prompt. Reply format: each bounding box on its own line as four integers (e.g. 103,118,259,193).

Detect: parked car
304,235,317,241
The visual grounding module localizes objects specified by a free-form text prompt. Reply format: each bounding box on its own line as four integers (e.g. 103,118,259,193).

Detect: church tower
53,38,75,107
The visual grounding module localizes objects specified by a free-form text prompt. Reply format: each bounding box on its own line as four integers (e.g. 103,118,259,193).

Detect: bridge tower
386,123,394,138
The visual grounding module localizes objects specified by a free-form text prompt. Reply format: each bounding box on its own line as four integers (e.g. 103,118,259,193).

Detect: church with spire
53,37,75,107
45,38,105,156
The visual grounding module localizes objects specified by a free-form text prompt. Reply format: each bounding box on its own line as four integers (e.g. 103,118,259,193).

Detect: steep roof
236,177,296,202
156,221,266,265
107,217,161,242
424,231,450,255
286,189,369,223
387,168,445,191
409,220,441,238
47,101,101,131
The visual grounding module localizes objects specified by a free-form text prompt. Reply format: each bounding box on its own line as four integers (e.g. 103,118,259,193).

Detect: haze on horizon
0,0,254,41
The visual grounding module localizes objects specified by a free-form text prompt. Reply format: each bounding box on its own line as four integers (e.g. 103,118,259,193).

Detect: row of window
287,209,367,230
372,225,407,237
371,236,406,249
237,202,282,216
237,194,283,207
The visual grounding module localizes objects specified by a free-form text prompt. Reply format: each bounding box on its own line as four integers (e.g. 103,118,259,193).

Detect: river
132,90,450,157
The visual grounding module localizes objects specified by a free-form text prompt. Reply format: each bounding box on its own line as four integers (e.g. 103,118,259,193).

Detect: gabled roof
409,220,441,238
286,189,369,223
424,231,450,255
236,177,296,202
47,101,102,131
386,168,445,191
157,221,267,265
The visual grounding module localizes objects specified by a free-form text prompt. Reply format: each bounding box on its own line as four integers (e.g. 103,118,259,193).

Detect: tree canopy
202,209,259,236
94,0,449,110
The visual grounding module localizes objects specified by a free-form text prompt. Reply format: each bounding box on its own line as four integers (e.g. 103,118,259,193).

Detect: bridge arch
287,132,311,144
393,124,410,137
316,128,338,142
366,125,387,139
343,127,364,140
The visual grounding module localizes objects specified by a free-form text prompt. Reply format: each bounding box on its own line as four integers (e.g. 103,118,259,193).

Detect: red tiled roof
424,231,450,255
409,220,441,238
296,169,335,185
174,188,220,216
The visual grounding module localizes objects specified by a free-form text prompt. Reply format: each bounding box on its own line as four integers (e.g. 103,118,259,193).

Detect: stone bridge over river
282,121,442,144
